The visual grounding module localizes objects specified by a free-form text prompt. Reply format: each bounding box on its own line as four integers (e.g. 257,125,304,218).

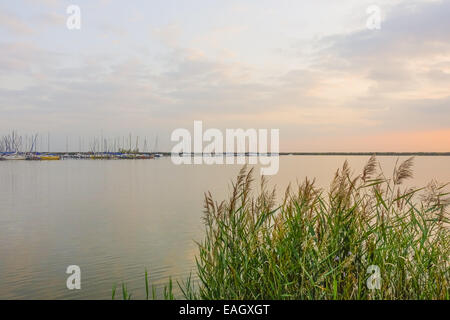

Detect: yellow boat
40,155,60,160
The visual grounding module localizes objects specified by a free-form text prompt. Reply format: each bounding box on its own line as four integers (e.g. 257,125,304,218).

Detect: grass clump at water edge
114,156,449,300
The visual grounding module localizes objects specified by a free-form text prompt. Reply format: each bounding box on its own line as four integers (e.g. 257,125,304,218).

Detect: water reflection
0,156,448,299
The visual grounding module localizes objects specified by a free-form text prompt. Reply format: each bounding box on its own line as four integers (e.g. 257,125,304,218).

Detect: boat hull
39,156,60,160
3,155,27,160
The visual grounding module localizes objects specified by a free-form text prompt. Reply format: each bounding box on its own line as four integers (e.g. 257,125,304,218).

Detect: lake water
0,156,448,299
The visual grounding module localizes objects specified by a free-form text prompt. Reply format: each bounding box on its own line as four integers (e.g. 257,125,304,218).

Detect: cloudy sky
0,0,449,151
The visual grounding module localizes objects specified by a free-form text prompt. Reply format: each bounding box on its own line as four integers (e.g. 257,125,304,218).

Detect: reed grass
115,156,449,300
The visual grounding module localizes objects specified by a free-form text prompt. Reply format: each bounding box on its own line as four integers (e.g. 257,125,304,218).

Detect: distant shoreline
4,152,448,156
276,152,450,156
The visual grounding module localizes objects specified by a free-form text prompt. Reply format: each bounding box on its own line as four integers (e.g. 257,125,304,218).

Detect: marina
0,131,164,161
0,152,165,161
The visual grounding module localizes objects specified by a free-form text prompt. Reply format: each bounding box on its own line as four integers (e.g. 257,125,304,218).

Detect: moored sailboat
3,153,27,160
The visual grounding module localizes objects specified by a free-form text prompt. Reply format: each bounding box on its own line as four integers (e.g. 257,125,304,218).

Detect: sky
0,0,449,152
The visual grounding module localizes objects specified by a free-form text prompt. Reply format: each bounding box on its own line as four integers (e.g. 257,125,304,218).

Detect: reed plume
393,157,414,185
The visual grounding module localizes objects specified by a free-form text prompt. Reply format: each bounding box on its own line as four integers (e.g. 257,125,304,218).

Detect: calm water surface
0,156,448,299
